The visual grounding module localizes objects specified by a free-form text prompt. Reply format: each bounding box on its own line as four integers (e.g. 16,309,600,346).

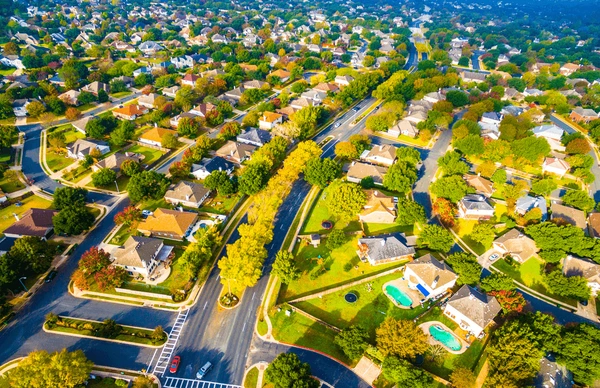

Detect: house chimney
185,194,190,201
13,213,19,221
432,275,439,289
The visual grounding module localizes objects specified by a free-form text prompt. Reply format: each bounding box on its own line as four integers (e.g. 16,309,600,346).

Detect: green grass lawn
492,257,577,307
0,171,25,193
301,188,362,234
92,174,130,192
88,206,101,220
76,103,96,112
270,306,351,365
139,198,170,212
108,224,134,246
110,91,132,99
198,192,243,215
279,236,408,301
62,165,91,183
87,377,127,388
294,272,426,339
0,195,53,235
127,145,165,167
244,367,259,388
0,148,12,164
363,223,413,236
453,219,490,255
46,151,75,172
0,68,15,76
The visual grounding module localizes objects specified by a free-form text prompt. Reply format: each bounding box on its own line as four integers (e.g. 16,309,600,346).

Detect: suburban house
359,190,397,224
139,40,163,55
71,116,92,134
191,157,235,180
560,63,581,76
334,75,354,87
423,91,445,104
459,71,487,83
551,203,587,229
492,229,538,263
163,85,180,98
388,119,419,138
570,107,599,123
588,213,600,238
112,236,174,281
181,73,200,87
243,80,269,89
112,104,149,120
67,139,110,160
404,254,458,300
169,112,197,128
237,128,272,147
542,157,570,177
443,285,501,337
12,99,30,117
138,127,178,147
137,208,199,241
346,162,388,186
457,194,495,220
138,93,162,109
562,255,600,296
532,125,565,151
81,81,109,96
58,90,81,106
268,69,291,83
92,152,143,173
189,102,217,118
314,82,339,94
359,145,397,167
164,181,211,208
215,141,257,164
258,112,284,130
356,235,415,265
515,195,548,220
4,209,58,239
464,175,494,197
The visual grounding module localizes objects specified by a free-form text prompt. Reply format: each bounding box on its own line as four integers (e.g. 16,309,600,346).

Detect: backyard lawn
127,145,165,167
46,126,85,172
108,224,134,246
279,236,408,301
294,272,426,338
363,222,413,236
453,219,490,255
110,91,132,98
0,195,53,235
0,171,25,193
492,257,577,307
301,188,362,234
269,306,351,365
198,192,243,215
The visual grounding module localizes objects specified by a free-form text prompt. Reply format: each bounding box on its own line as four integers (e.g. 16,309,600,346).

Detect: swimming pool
429,325,462,351
385,285,413,307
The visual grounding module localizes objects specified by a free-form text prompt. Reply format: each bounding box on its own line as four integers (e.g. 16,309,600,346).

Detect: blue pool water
429,325,462,351
385,285,413,307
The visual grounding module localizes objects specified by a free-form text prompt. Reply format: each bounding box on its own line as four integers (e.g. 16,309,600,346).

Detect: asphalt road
19,124,119,206
163,99,378,385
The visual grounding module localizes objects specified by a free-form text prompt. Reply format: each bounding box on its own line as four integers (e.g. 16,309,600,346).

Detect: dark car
45,270,57,283
169,356,181,373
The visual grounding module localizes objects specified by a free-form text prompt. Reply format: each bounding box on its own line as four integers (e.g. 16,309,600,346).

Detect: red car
169,356,181,373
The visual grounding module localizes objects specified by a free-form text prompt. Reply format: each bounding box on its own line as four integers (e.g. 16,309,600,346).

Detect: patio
382,277,423,309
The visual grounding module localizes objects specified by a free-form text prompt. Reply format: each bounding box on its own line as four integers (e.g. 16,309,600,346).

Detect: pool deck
419,321,468,355
382,278,422,309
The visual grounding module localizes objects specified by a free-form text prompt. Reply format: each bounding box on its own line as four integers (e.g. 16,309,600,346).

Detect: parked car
488,254,499,262
45,270,57,283
142,210,153,217
196,361,213,379
334,122,341,128
169,356,180,373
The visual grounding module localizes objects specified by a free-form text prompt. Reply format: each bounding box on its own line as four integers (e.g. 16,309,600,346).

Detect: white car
334,122,341,128
489,254,499,261
142,210,153,217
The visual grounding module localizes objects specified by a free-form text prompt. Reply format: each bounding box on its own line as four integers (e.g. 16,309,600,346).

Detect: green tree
91,167,117,187
326,229,346,250
0,125,18,149
396,198,426,226
383,161,418,193
511,136,550,163
1,349,93,388
396,147,421,165
120,159,142,177
446,90,469,107
555,324,600,385
454,134,484,155
325,181,367,221
450,367,476,388
48,131,66,149
430,175,469,203
26,101,46,118
445,252,482,285
480,272,515,292
204,170,236,195
97,89,109,103
376,317,429,358
562,190,595,212
417,224,454,252
52,187,88,210
491,169,507,185
264,353,319,388
177,117,200,137
110,120,135,147
238,162,270,195
9,237,54,274
303,157,341,189
272,250,300,284
126,171,170,203
469,223,496,247
487,330,542,387
78,247,110,274
53,206,95,235
382,356,433,388
334,326,369,360
334,141,359,159
544,271,590,301
438,151,469,176
531,178,557,197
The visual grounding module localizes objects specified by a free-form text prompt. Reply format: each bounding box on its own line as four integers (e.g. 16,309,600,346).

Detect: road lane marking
163,377,242,388
152,309,189,376
203,301,208,310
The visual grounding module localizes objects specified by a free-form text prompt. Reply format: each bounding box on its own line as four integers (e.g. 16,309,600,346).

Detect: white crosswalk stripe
163,377,242,388
151,309,189,376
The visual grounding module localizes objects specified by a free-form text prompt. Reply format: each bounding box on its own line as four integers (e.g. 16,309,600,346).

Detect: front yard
198,192,243,215
127,145,165,167
0,170,25,193
279,236,408,302
0,194,53,235
46,126,85,172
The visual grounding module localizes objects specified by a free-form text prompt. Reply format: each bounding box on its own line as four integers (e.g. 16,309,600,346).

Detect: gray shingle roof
446,285,501,329
358,236,415,263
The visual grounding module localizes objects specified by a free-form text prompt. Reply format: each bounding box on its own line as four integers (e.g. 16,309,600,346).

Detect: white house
12,99,30,117
542,157,570,177
532,125,565,152
457,194,495,220
444,285,501,337
258,112,283,130
359,145,397,166
138,41,163,56
112,236,174,281
191,157,235,180
562,255,600,296
404,254,458,300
